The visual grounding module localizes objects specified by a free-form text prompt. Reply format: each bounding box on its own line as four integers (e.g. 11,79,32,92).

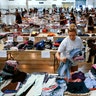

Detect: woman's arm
55,52,67,63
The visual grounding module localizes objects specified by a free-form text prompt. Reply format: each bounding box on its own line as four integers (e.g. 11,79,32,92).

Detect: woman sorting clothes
55,25,84,80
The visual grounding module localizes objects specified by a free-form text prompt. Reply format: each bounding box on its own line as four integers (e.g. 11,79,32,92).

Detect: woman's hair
68,28,77,33
68,25,77,34
69,23,76,29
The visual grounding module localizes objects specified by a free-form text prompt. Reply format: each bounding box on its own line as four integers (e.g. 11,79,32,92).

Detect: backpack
35,40,45,50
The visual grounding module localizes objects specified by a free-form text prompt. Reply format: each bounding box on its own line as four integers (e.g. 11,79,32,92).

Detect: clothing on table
71,71,85,81
91,67,96,78
41,75,67,96
16,74,45,96
84,76,96,89
66,81,90,94
0,79,12,91
84,70,96,89
26,74,45,96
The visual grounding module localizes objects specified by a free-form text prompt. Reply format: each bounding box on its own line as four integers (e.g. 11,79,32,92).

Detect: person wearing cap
55,27,84,79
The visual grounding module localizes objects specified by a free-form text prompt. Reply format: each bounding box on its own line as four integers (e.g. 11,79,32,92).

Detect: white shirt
57,36,84,58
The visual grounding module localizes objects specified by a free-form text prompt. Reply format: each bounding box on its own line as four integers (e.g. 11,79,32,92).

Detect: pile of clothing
57,48,84,79
0,60,28,96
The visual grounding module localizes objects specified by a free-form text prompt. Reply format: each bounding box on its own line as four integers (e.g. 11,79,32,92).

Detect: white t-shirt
57,36,84,60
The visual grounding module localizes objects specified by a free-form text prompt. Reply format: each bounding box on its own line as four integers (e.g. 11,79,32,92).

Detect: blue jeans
57,59,72,79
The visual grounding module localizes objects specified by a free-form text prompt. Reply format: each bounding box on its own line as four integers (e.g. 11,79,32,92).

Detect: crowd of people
13,7,96,33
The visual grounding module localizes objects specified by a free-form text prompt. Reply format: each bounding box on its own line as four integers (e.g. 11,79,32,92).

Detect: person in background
59,13,67,33
94,13,96,26
0,11,1,17
24,38,29,44
55,26,84,80
0,11,1,22
15,12,22,24
69,12,76,25
59,13,67,26
15,8,19,15
29,8,33,15
88,15,94,33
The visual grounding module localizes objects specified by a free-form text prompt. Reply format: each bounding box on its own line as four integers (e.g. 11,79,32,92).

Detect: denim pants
57,59,72,79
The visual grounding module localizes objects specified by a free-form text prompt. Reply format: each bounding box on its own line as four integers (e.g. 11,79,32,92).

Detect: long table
7,50,59,73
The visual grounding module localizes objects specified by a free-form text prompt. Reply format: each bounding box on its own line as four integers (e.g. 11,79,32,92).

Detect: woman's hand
55,52,67,63
60,57,67,63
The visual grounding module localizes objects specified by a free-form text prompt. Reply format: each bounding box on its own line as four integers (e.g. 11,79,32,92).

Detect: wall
7,0,75,9
0,0,8,9
8,0,26,9
0,0,95,11
86,0,95,8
